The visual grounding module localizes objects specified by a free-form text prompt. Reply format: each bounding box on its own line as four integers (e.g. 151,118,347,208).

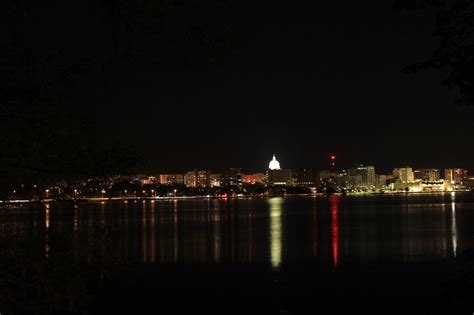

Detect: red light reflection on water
329,195,339,268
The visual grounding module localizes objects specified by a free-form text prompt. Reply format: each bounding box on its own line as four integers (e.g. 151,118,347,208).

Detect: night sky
12,1,474,173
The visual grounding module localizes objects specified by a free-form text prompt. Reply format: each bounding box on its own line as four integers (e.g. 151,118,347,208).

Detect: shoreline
1,189,472,205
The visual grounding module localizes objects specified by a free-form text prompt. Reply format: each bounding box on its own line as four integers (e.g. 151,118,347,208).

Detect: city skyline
139,153,471,176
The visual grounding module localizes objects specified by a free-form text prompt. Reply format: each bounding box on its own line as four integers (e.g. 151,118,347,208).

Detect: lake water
4,192,474,270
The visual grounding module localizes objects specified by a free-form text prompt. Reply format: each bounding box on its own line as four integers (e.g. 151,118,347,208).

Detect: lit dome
268,154,281,170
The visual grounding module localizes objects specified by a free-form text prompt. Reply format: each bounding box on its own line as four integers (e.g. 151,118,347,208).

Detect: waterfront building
336,173,362,189
133,175,158,185
421,181,446,192
444,168,468,185
393,167,415,183
375,174,387,188
160,174,184,185
349,165,376,188
390,180,422,192
268,169,292,186
185,171,197,188
242,173,267,185
196,170,210,187
185,170,210,188
414,169,440,182
267,155,292,186
210,174,221,187
464,177,474,189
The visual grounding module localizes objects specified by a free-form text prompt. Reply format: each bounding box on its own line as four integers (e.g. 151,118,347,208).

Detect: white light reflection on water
451,192,458,258
268,197,283,269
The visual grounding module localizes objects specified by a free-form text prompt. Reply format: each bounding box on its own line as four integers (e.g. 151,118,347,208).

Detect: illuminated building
444,168,468,185
268,154,281,170
375,174,387,188
336,172,362,189
464,177,474,189
320,170,337,181
185,170,210,188
390,180,422,192
421,181,445,192
295,169,319,186
185,171,197,188
242,173,266,185
414,169,440,182
349,165,376,188
393,167,415,183
221,168,242,187
209,174,221,187
160,174,184,185
267,155,292,186
135,176,157,185
196,170,211,187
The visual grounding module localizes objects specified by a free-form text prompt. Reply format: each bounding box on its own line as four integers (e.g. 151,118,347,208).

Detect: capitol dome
268,154,281,170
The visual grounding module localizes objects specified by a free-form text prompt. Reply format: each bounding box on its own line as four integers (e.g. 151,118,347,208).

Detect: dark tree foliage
0,1,146,196
1,0,238,196
394,0,474,106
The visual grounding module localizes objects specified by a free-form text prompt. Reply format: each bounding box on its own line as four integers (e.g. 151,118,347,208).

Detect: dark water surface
8,193,474,268
3,193,474,314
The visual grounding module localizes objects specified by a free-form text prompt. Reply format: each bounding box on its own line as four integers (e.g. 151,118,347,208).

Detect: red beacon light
330,154,336,168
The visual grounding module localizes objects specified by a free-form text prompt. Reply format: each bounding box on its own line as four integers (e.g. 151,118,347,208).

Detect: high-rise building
160,174,184,185
196,170,210,187
185,171,197,188
444,168,468,185
375,174,387,187
185,170,210,188
393,167,414,183
349,165,376,188
414,169,440,182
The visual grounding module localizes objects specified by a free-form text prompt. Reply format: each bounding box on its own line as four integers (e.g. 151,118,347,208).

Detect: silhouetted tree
394,0,474,106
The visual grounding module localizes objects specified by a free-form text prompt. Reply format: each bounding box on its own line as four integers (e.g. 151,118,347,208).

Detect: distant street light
174,189,177,197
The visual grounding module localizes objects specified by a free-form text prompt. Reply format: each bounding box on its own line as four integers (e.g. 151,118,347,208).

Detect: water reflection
45,203,50,259
329,196,339,268
451,193,458,257
268,197,283,269
7,194,474,268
